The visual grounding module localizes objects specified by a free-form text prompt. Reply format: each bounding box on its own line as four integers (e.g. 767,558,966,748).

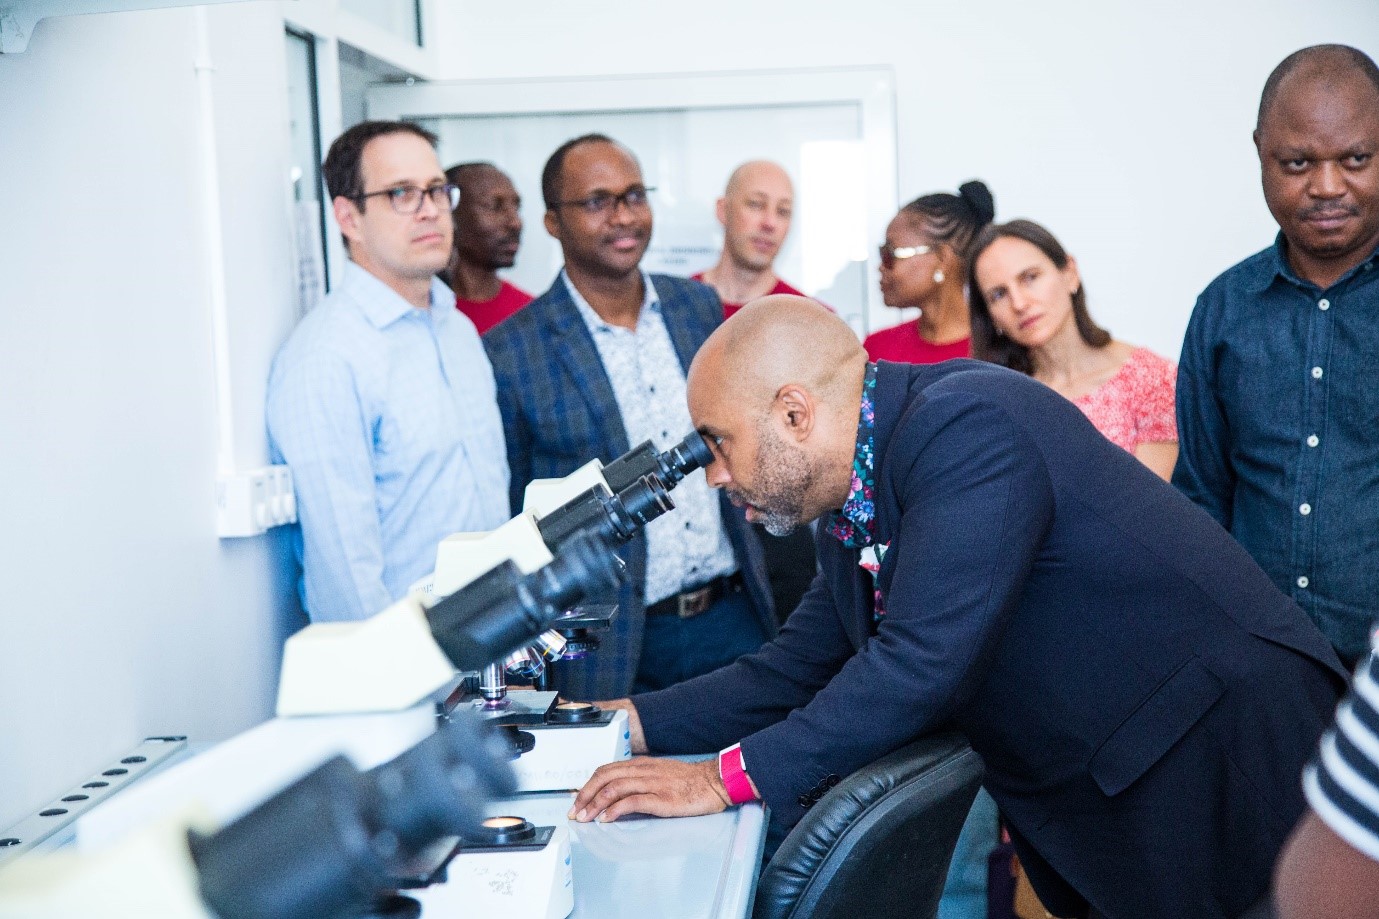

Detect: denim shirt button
1319,299,1331,310
1298,576,1311,589
1312,367,1324,379
1307,435,1320,448
1300,503,1312,516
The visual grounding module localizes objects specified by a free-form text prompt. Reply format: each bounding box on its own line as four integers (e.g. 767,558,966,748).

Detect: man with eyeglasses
483,133,777,701
441,161,533,334
267,120,509,622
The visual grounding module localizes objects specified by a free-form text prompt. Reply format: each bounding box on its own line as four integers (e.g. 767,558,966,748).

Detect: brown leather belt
645,573,744,619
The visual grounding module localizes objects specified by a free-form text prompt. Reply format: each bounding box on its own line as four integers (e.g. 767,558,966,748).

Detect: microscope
0,707,520,919
431,432,716,793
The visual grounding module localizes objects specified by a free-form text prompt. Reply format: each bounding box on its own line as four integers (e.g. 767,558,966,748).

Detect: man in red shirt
693,160,806,318
442,161,533,334
694,160,818,624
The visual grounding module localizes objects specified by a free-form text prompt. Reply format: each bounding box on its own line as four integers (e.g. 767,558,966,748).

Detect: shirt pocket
1088,657,1224,797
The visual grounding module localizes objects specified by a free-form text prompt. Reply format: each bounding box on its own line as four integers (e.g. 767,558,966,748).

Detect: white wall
0,2,303,829
431,0,1379,360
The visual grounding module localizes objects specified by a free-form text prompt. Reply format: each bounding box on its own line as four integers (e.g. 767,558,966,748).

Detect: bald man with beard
572,296,1346,919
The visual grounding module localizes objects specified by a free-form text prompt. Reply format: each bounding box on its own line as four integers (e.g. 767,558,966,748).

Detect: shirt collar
824,362,879,549
1248,231,1379,294
343,260,451,329
563,268,660,334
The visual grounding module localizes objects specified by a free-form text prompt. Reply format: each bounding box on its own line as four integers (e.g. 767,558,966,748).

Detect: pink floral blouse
1072,347,1178,453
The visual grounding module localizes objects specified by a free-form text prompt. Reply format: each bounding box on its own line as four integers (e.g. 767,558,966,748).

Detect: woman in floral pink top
967,219,1178,480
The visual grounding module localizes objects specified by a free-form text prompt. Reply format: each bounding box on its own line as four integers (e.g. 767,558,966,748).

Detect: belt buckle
677,586,713,619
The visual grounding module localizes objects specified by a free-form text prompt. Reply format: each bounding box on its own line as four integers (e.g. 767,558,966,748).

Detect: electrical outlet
216,465,297,537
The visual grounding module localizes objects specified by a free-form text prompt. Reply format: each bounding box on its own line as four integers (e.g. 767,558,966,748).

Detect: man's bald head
725,160,793,198
688,296,865,533
718,161,795,273
704,294,865,414
1257,44,1379,134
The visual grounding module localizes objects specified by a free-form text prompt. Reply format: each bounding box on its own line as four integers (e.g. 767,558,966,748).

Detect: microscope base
461,692,632,792
415,825,574,919
510,709,631,792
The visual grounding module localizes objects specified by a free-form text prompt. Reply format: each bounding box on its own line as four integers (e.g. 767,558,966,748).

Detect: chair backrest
753,731,983,919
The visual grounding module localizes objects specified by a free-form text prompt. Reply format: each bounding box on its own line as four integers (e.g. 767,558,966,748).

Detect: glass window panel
285,29,329,310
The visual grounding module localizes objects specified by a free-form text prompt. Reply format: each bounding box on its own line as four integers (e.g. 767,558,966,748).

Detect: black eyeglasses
878,243,933,269
552,186,655,216
355,183,460,215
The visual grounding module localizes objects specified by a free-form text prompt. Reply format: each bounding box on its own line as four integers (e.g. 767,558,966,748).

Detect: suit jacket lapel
657,277,716,374
540,278,632,460
871,361,914,549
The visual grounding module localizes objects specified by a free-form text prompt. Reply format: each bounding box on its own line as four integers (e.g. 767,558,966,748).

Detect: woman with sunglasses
969,219,1178,480
865,180,995,363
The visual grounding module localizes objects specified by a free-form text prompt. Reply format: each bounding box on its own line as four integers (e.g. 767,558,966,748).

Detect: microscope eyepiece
603,474,674,540
535,478,674,551
661,430,714,483
425,531,625,673
600,431,714,492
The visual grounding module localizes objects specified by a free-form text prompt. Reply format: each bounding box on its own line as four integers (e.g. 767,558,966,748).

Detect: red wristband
718,743,758,805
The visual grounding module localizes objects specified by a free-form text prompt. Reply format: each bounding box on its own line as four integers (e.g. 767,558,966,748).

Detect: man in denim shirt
1175,45,1379,665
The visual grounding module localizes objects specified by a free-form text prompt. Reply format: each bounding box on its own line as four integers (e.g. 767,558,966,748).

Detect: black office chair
753,731,983,919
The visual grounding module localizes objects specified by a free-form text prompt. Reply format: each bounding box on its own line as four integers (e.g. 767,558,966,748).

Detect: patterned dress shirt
564,270,737,605
824,362,886,619
825,361,879,549
1174,236,1379,662
267,262,510,622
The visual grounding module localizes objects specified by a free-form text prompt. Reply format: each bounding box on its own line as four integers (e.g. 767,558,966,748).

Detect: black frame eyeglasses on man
552,186,656,216
355,183,461,215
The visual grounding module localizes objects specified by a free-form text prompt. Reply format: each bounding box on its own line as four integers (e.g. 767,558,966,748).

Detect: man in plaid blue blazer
483,134,776,700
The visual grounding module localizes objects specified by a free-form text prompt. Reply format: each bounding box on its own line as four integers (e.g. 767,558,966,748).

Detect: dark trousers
631,591,769,694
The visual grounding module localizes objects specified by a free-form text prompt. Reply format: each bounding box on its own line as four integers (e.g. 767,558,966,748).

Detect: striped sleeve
1304,645,1379,862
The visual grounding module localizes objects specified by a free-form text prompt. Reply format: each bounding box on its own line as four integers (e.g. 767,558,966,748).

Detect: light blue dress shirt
564,271,737,604
267,262,510,621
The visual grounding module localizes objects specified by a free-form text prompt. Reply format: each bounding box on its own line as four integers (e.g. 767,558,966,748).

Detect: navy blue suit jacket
482,273,775,700
636,360,1345,918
